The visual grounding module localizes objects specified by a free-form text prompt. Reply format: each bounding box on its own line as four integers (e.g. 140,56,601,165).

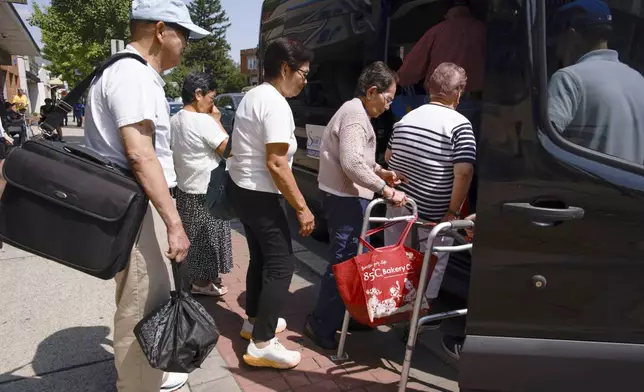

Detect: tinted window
260,0,378,127
217,95,234,109
232,95,243,107
169,103,182,116
544,0,644,166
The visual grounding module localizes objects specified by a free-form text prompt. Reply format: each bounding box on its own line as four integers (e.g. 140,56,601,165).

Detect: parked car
214,93,244,134
169,102,182,117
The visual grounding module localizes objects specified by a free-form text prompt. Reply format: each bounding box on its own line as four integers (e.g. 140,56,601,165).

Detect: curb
291,238,328,277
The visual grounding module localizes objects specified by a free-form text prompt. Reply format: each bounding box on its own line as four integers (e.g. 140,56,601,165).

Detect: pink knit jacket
317,98,386,199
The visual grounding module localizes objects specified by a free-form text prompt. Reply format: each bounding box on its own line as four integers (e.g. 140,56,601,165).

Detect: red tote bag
333,218,438,327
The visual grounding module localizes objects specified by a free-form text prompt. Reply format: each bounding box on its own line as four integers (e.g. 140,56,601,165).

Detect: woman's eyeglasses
381,93,394,106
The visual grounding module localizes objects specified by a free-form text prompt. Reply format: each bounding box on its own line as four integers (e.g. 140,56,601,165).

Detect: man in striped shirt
385,61,475,296
386,63,476,223
385,62,475,360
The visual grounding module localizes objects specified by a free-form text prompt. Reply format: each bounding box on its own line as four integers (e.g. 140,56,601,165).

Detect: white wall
27,81,39,114
34,67,51,111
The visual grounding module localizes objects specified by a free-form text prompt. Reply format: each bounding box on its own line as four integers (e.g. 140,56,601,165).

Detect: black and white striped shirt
387,103,476,221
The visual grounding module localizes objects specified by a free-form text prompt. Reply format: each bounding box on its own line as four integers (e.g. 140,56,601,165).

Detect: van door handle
502,203,585,223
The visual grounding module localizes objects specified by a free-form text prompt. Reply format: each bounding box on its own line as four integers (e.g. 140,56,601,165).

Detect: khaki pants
384,206,454,300
113,204,172,392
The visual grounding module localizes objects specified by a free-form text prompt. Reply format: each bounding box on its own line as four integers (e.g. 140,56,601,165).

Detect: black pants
229,180,296,341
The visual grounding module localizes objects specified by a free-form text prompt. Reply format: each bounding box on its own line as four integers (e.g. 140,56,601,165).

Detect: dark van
259,0,644,391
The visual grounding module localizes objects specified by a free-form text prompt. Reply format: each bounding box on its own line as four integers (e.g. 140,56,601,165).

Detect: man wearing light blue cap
83,1,210,391
548,0,644,164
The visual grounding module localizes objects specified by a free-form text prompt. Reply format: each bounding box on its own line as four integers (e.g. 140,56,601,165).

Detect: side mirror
223,105,234,111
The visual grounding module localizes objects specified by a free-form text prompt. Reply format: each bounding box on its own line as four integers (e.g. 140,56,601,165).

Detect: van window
543,0,644,168
288,8,378,116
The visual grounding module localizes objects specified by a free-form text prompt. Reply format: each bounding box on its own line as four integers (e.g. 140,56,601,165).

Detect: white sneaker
240,318,287,340
191,282,228,297
243,338,301,369
160,372,188,391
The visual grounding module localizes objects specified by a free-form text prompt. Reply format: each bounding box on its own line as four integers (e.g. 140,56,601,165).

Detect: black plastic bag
205,141,236,221
134,262,219,373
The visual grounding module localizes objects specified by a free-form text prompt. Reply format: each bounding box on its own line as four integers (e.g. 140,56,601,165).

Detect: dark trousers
310,194,369,339
229,181,296,342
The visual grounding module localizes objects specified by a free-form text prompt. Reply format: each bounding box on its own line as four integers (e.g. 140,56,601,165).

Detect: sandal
191,282,228,297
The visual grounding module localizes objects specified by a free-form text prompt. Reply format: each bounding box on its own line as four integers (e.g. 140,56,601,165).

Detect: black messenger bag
0,53,150,280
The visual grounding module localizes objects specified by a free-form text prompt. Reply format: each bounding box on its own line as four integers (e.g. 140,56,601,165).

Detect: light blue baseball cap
131,0,211,39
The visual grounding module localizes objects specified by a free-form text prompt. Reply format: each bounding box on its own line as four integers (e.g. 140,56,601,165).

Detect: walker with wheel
331,197,475,392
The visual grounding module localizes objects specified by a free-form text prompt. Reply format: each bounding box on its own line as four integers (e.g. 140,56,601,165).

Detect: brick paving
192,226,459,392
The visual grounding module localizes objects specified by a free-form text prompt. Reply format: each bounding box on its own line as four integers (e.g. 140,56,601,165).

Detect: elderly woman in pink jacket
303,61,407,350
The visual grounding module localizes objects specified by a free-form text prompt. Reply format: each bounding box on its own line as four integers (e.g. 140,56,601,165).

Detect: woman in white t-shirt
171,72,232,297
227,38,314,370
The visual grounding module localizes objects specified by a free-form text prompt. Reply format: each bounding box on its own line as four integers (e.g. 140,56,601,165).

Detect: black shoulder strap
223,136,232,159
41,52,147,134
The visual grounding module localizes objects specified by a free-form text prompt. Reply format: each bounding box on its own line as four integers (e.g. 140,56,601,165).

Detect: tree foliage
221,62,250,93
164,0,248,97
30,0,249,95
30,0,131,85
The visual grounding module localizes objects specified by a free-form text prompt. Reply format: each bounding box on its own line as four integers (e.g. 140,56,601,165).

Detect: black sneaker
304,314,338,350
442,335,464,361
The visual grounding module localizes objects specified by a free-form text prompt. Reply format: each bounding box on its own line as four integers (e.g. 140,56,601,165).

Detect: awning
49,78,64,87
0,2,40,58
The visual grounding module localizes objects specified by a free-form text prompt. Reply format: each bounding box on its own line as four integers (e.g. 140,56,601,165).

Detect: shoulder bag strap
41,52,147,134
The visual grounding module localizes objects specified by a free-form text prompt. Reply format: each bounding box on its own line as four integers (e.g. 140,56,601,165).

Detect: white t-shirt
171,109,228,194
227,83,297,194
84,45,176,187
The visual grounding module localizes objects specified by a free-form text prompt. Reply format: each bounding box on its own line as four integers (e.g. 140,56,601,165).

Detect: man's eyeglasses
296,69,309,79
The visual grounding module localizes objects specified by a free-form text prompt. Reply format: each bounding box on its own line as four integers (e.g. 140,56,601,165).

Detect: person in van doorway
171,72,233,297
82,1,210,390
548,0,644,164
227,37,315,369
385,62,476,360
397,0,485,97
304,61,408,350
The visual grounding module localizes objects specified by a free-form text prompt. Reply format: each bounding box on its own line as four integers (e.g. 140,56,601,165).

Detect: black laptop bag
0,53,151,280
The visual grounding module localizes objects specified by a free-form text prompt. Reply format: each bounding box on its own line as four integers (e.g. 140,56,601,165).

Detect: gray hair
426,62,467,101
355,61,398,97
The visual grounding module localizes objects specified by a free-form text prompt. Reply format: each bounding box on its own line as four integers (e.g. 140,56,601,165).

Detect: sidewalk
0,124,459,391
188,221,459,392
